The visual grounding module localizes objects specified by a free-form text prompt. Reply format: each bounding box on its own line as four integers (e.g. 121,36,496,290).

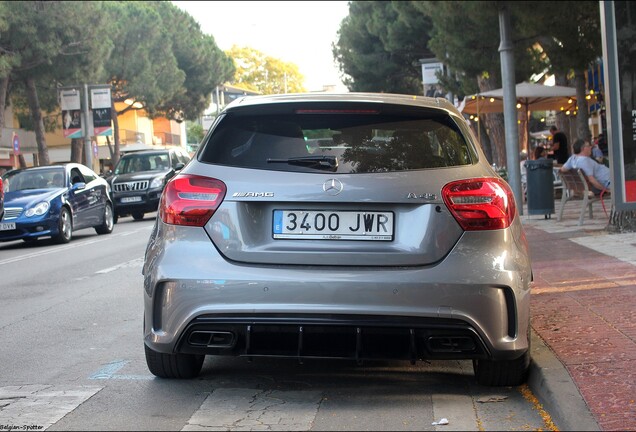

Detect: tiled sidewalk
521,198,636,431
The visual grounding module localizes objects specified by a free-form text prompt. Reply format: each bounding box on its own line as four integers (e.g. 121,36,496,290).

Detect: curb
527,330,600,431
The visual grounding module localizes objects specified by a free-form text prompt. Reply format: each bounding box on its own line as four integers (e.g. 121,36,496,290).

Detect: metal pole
83,83,93,168
498,5,523,214
215,86,220,116
600,0,619,208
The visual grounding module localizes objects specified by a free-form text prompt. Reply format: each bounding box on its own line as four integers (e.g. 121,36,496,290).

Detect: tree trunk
608,207,636,233
0,77,8,165
574,70,591,143
0,77,9,133
106,135,114,160
24,77,50,166
553,73,572,155
471,119,495,164
111,98,121,167
477,75,506,167
70,138,83,163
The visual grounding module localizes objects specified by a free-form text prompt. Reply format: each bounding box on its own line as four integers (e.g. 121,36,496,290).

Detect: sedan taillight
442,178,516,231
159,174,226,227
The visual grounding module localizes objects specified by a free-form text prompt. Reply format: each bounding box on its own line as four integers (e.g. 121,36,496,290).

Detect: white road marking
95,258,144,274
0,384,101,429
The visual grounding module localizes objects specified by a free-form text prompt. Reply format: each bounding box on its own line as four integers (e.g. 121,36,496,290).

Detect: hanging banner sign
62,109,82,138
60,88,83,138
92,107,112,136
91,88,112,136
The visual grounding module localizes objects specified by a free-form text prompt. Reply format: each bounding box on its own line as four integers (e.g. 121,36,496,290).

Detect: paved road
0,213,562,431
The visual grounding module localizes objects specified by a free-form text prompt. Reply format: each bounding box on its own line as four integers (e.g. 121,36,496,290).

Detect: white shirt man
561,138,611,192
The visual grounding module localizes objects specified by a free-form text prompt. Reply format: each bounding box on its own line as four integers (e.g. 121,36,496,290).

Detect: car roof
120,150,172,157
3,164,67,175
223,92,459,113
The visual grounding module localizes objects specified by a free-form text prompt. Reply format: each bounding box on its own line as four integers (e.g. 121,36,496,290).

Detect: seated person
560,138,611,194
52,173,65,187
154,156,165,169
533,145,548,160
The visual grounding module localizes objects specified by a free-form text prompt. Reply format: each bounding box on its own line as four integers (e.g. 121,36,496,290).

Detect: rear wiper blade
267,156,338,171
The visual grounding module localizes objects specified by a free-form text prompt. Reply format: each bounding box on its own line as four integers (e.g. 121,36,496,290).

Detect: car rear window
199,111,475,173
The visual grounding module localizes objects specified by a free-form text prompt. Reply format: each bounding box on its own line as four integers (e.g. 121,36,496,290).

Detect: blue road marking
89,359,153,380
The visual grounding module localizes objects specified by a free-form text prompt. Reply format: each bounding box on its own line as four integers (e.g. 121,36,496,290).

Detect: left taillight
159,174,226,227
442,177,516,231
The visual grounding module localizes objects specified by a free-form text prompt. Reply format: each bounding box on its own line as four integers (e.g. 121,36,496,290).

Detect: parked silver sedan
143,93,532,386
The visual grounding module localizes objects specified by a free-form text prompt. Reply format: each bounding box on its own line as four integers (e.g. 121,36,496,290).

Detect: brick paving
522,197,636,431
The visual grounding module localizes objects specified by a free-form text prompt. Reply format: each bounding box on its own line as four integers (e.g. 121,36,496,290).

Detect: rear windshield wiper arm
267,156,338,171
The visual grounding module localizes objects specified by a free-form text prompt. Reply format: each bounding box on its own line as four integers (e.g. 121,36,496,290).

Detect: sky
172,1,351,92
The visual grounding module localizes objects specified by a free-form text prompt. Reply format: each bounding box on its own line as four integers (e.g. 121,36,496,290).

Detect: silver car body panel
143,92,532,369
143,216,531,359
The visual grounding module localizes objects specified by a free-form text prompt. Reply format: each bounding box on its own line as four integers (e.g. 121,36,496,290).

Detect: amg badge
233,192,274,197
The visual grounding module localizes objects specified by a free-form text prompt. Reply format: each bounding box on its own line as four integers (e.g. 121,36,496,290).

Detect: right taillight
159,174,226,227
442,177,516,231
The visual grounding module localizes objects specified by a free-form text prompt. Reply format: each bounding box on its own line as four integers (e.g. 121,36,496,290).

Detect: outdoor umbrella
457,82,581,154
458,82,578,115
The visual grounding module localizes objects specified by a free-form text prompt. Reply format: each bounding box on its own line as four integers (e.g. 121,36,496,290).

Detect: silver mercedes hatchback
143,93,532,386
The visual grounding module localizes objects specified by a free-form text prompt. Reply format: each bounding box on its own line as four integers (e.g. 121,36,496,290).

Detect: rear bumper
113,189,161,215
143,220,532,362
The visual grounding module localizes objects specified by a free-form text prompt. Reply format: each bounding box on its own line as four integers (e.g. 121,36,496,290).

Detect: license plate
121,196,142,203
0,222,16,231
273,210,393,241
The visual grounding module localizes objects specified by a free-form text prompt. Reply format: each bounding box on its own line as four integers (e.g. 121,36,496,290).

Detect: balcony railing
154,132,181,146
119,129,146,145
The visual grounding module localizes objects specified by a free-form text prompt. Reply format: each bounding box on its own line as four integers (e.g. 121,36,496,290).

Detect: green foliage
97,1,234,121
333,1,434,93
101,1,183,114
334,1,598,100
227,46,305,94
0,1,112,128
186,121,204,144
149,1,234,121
513,1,601,75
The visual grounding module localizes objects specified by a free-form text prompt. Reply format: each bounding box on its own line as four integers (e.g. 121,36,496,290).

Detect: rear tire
473,351,530,386
144,344,204,379
113,211,119,224
95,203,114,235
53,207,72,244
132,212,144,221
